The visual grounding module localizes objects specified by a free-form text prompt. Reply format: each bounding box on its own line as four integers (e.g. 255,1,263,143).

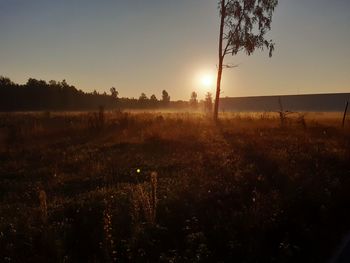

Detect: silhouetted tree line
0,76,116,111
0,76,213,111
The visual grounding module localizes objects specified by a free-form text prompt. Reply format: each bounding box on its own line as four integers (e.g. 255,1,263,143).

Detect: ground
0,111,350,262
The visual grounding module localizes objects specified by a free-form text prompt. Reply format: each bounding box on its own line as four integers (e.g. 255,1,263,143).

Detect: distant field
1,111,350,262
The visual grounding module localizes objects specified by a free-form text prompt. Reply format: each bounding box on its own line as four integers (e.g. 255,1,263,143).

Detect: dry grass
0,111,349,262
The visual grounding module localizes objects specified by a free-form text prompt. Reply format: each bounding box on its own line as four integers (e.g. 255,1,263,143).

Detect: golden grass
0,110,349,262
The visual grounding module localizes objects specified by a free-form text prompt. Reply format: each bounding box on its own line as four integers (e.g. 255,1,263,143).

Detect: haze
0,0,349,100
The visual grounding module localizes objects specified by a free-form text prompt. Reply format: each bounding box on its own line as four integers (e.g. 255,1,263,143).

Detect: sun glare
198,72,215,89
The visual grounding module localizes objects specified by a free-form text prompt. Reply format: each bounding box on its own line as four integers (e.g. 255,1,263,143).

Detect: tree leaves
220,0,278,58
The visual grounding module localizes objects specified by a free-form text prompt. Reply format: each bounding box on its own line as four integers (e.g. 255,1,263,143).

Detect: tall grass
0,111,349,262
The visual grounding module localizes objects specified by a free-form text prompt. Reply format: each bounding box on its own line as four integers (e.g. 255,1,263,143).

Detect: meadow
0,111,350,262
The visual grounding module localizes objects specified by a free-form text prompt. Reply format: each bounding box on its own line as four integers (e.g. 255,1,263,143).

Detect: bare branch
223,63,240,69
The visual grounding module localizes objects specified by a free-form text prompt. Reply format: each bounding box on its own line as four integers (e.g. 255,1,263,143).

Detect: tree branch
222,10,245,58
223,63,239,69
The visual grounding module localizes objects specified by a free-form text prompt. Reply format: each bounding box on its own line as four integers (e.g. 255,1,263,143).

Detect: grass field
1,111,350,262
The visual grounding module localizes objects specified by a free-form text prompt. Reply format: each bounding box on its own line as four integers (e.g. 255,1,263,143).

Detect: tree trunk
214,61,223,122
214,0,226,122
342,101,349,128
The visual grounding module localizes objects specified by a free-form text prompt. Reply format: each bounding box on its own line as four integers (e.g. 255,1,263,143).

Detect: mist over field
0,111,350,262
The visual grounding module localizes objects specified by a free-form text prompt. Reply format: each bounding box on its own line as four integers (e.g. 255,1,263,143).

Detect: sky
0,0,349,100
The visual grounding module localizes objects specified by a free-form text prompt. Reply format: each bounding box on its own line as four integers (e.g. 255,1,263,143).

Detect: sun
198,72,215,89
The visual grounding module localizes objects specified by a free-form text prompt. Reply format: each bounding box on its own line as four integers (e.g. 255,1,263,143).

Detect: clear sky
0,0,349,100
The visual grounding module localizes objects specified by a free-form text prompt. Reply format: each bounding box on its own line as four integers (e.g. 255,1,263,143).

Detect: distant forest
0,76,200,111
2,76,349,113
